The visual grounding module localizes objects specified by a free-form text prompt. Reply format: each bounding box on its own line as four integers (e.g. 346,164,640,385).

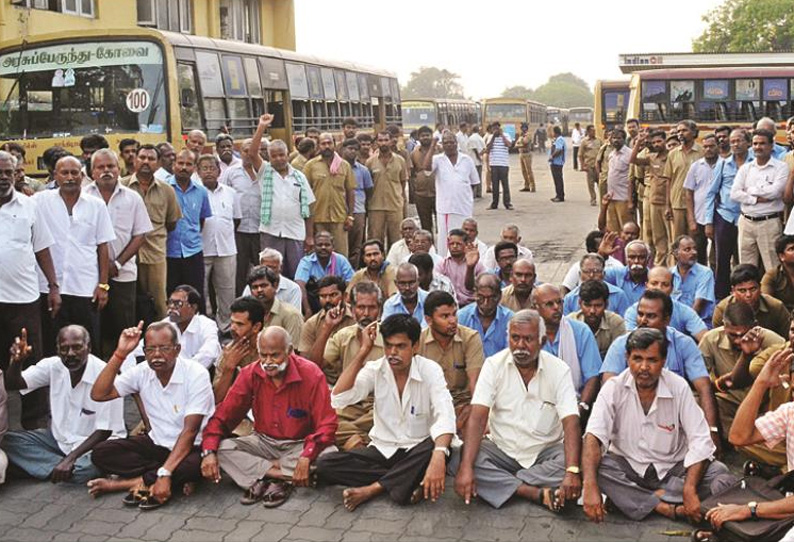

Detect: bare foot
87,477,140,498
342,485,381,511
182,482,196,496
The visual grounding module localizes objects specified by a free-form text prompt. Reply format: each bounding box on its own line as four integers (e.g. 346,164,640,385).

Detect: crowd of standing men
4,108,794,540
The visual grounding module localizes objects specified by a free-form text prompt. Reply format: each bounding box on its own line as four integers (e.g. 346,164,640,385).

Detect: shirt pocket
452,362,468,390
7,214,32,246
531,402,560,435
71,219,97,245
407,408,429,439
648,424,677,454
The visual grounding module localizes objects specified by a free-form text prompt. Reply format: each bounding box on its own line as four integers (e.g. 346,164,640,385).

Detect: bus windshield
604,90,629,123
0,40,166,139
486,103,526,121
402,103,436,127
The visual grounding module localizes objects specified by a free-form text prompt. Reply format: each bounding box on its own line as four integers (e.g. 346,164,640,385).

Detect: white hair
268,139,288,155
508,309,546,342
624,239,650,260
258,248,283,265
0,150,17,167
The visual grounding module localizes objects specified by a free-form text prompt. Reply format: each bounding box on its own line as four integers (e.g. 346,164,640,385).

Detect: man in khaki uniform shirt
323,282,385,449
299,275,355,366
123,145,182,319
304,133,356,258
631,130,671,266
662,121,704,242
595,139,614,203
410,127,439,234
579,125,602,206
367,132,407,250
346,240,397,299
570,280,626,359
501,258,536,312
247,266,304,347
419,291,485,432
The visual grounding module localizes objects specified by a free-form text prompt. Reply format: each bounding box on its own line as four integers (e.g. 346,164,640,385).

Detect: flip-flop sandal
241,478,271,505
138,495,167,511
262,481,293,508
122,487,149,507
540,487,564,513
743,460,760,477
691,529,717,542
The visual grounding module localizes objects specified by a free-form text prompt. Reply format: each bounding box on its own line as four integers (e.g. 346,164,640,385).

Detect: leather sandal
262,481,293,508
122,486,149,507
240,478,271,505
138,495,167,511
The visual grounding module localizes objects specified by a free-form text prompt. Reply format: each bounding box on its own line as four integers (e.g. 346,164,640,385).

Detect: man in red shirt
200,326,337,507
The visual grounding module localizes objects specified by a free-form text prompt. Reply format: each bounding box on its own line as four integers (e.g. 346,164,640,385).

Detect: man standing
118,139,139,178
671,235,716,325
663,120,704,242
124,145,183,319
185,130,207,157
501,258,536,312
731,129,788,271
534,123,547,153
549,126,566,203
487,122,513,210
341,139,373,267
517,123,536,193
88,322,215,509
316,314,456,511
35,155,115,355
154,142,176,182
382,263,429,327
571,122,583,171
410,127,438,234
367,132,407,250
304,133,357,258
347,239,397,299
2,326,125,484
579,125,602,207
434,229,484,307
467,125,486,198
200,327,337,507
459,274,514,358
251,115,315,281
714,125,732,159
166,149,213,298
605,128,634,231
582,328,734,524
570,280,626,359
214,134,241,181
453,310,582,511
85,149,153,357
0,151,60,428
197,154,241,333
684,135,720,266
705,128,751,299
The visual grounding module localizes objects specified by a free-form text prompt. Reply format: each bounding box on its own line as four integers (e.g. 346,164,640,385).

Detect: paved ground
0,153,723,541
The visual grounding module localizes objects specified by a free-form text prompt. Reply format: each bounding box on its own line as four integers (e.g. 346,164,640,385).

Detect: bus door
176,61,204,142
258,57,289,147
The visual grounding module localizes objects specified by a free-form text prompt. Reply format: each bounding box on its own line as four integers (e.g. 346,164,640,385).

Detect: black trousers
167,252,205,310
101,280,137,359
92,434,202,487
40,294,99,357
316,437,436,504
414,195,436,237
551,165,565,200
573,146,580,170
490,166,511,207
714,212,739,300
0,299,47,427
235,232,261,297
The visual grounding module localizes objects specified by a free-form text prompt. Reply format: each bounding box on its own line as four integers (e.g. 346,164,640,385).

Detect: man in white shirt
153,142,175,182
88,321,215,509
452,310,582,510
2,325,125,484
462,218,489,259
684,135,719,267
197,154,241,334
34,155,116,356
160,285,221,370
571,122,583,170
467,125,486,198
0,150,61,429
582,328,735,524
730,128,789,272
456,123,470,155
257,248,303,310
482,224,533,269
215,134,242,182
85,149,153,358
316,314,456,511
251,115,315,281
605,128,634,232
386,218,419,265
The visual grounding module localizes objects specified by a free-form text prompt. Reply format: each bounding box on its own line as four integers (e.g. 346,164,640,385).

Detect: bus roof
401,98,478,104
631,66,794,80
619,51,794,74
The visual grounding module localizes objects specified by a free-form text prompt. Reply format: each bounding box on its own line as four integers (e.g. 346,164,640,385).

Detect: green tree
500,85,534,99
693,0,794,52
500,72,594,108
401,67,465,99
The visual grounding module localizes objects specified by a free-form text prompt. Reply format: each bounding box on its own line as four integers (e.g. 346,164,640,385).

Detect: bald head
531,283,561,304
646,266,673,295
258,326,292,353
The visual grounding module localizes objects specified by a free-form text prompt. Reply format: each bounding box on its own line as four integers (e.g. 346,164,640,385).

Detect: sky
294,0,724,99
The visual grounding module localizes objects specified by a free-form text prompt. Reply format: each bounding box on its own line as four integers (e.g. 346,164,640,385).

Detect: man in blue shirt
704,128,752,299
623,267,707,342
534,284,601,411
458,274,513,358
549,126,566,203
341,139,373,268
600,290,722,452
381,262,429,328
295,230,354,317
563,254,630,317
604,240,650,306
671,235,716,325
166,149,212,300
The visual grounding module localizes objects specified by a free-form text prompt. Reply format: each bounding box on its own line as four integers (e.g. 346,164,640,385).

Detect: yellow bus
0,28,400,175
482,98,546,141
546,106,570,136
569,106,594,126
401,98,481,135
627,66,794,142
594,79,630,139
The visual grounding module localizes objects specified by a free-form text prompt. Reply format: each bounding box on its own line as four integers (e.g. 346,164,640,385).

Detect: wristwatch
433,446,450,457
578,401,590,412
749,501,759,520
156,467,172,478
200,449,216,459
566,466,581,475
97,283,110,292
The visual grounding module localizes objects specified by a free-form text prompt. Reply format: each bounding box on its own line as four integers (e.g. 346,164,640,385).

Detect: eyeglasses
396,280,417,288
142,345,177,354
167,299,186,308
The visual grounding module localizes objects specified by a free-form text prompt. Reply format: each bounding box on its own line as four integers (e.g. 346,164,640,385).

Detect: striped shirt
489,134,512,167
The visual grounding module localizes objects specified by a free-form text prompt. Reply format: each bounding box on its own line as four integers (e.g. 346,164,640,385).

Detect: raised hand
116,321,144,358
9,328,32,365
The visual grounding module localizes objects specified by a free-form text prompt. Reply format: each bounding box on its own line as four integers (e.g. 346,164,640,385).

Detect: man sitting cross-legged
200,326,337,507
87,321,215,510
2,326,125,484
452,310,582,511
582,328,735,524
315,314,456,511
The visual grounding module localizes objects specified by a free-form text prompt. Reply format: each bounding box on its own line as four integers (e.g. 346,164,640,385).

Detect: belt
742,212,782,222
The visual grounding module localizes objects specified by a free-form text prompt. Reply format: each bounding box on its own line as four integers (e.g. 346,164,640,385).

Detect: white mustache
630,264,645,271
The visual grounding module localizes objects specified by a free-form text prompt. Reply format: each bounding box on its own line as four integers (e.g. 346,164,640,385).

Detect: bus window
244,58,262,97
641,103,666,123
177,63,202,131
196,51,225,97
265,90,285,128
204,98,226,139
227,98,251,137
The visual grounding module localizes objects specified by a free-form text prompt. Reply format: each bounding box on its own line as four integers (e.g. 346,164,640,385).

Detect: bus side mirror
181,88,196,108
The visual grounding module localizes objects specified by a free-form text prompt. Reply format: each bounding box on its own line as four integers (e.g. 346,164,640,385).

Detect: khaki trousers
519,153,535,190
738,215,782,272
671,208,688,244
137,261,168,320
368,210,403,251
649,203,671,266
642,198,653,243
348,213,367,269
606,200,632,233
335,399,374,449
314,221,348,258
585,167,598,204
